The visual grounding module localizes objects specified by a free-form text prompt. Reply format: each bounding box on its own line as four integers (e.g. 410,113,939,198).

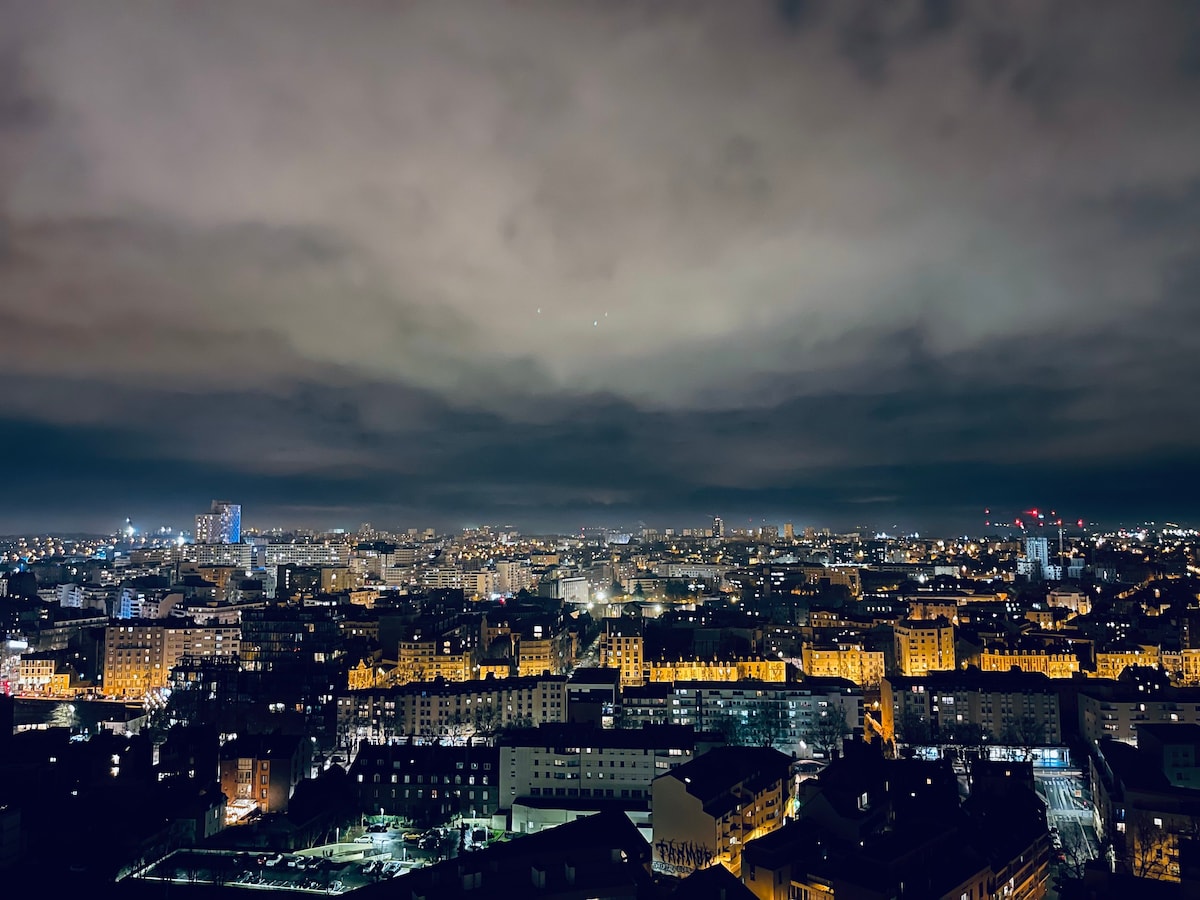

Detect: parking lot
134,847,399,893
126,820,494,892
353,820,493,859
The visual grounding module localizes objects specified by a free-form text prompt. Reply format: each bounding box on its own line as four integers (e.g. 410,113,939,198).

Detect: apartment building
646,657,787,684
218,733,308,817
335,675,568,747
351,741,500,825
598,620,644,687
622,680,862,760
979,646,1081,679
882,669,1063,750
1091,725,1200,883
893,617,955,677
1094,646,1161,681
1079,683,1200,746
103,621,240,698
652,745,792,878
499,723,713,815
801,643,886,688
396,637,475,684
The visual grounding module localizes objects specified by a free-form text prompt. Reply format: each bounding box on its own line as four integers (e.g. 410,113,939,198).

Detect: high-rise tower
195,500,241,544
1018,536,1051,580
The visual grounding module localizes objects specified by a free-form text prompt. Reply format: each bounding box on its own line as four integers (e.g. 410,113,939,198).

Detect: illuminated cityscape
3,512,1200,895
3,2,1200,898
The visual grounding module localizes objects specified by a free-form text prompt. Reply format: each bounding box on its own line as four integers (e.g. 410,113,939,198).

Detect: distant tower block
195,500,242,545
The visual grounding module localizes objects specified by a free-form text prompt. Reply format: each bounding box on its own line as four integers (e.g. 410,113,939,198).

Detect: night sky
2,1,1200,534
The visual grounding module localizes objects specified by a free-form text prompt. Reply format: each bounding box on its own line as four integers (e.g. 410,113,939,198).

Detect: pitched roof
660,746,791,815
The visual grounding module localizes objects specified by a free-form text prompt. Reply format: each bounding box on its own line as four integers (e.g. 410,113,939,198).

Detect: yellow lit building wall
980,649,1080,679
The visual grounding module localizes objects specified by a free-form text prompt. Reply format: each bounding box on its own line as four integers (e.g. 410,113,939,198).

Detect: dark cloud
0,0,1198,533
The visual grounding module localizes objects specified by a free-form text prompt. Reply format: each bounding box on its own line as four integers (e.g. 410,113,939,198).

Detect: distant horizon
0,505,1193,541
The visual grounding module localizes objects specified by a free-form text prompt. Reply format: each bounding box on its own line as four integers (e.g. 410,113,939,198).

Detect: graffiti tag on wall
653,839,715,874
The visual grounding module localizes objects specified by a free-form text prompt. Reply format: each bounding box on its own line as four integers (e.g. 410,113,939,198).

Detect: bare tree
942,720,989,774
471,705,502,737
745,702,793,750
999,712,1045,762
895,708,931,748
805,703,850,760
1059,828,1093,880
708,710,744,747
439,714,476,743
1123,811,1175,880
184,855,203,884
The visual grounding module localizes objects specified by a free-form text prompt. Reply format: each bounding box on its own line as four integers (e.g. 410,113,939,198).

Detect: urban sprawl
2,503,1199,898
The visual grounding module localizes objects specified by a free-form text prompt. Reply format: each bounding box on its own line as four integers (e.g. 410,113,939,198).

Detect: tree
433,828,457,861
942,720,989,767
141,703,173,744
49,701,80,731
664,580,690,600
494,714,534,741
1123,811,1176,880
805,703,850,760
1059,827,1094,880
999,712,1045,761
745,702,792,750
471,705,502,738
184,855,203,883
895,708,931,748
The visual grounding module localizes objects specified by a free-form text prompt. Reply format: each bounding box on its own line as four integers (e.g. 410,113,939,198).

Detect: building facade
979,647,1081,679
102,621,240,698
351,741,500,826
499,723,712,812
335,675,569,748
622,680,862,760
218,734,307,817
195,500,241,545
882,669,1063,751
801,643,886,688
893,617,955,677
652,745,792,879
599,621,645,687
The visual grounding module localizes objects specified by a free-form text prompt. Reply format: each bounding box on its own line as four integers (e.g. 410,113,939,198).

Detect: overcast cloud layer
2,0,1200,533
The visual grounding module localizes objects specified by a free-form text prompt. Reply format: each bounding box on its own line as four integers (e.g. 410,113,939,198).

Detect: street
1035,770,1099,875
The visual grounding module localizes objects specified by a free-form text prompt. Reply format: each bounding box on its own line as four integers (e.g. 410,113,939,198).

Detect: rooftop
661,745,792,812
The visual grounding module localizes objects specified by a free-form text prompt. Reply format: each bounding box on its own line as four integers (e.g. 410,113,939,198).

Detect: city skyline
0,503,1189,544
3,2,1200,534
